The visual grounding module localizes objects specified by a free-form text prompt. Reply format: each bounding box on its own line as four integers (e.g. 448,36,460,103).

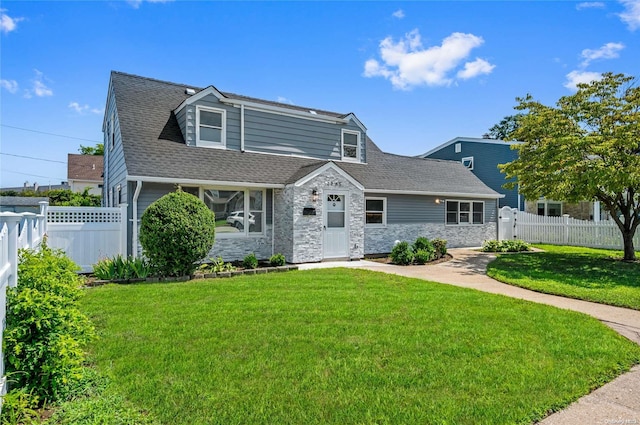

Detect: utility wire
1,124,102,143
0,152,67,164
2,169,66,181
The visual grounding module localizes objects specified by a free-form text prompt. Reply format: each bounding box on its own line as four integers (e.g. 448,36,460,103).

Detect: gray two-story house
103,72,502,263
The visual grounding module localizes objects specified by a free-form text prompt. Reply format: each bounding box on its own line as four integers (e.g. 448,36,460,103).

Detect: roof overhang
293,162,365,190
364,189,504,199
126,175,285,189
419,136,522,158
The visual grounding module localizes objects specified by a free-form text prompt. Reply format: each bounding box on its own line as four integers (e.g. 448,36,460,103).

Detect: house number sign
326,181,343,187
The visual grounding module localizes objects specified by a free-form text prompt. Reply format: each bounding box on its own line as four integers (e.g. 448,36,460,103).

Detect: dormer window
341,129,360,162
196,105,226,148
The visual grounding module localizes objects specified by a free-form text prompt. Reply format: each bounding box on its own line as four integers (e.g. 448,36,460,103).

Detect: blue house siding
103,82,128,208
422,139,522,210
177,93,367,163
367,193,497,224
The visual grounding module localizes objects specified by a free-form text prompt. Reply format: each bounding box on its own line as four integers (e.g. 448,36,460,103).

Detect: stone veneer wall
365,223,497,254
277,167,365,264
207,226,273,261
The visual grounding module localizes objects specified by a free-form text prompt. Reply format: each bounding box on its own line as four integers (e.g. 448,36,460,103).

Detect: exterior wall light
312,189,318,203
435,198,441,204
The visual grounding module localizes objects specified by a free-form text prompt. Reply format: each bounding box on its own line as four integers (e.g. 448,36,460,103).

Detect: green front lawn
80,269,640,425
487,245,640,310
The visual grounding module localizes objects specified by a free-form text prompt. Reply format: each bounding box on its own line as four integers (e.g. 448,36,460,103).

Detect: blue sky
1,0,639,189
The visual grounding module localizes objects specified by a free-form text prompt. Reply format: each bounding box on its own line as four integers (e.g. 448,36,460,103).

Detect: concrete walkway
299,249,640,424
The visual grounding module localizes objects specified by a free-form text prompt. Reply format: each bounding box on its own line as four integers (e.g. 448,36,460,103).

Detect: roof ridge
111,71,204,91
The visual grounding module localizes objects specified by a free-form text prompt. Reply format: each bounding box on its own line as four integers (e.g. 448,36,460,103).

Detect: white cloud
457,58,495,80
24,69,53,98
276,96,294,105
580,42,625,67
576,2,605,10
127,0,174,8
0,79,18,93
619,0,640,31
0,9,24,34
564,70,602,90
363,29,494,90
392,9,405,19
69,102,103,115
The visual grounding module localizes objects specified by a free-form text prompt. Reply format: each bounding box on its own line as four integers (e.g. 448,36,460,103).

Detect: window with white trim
446,200,484,225
365,197,386,227
201,188,264,237
196,106,226,148
461,156,474,170
341,129,360,161
537,200,562,217
455,143,461,153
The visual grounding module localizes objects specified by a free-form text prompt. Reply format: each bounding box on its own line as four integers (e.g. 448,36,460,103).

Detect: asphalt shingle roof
67,154,104,181
111,71,499,197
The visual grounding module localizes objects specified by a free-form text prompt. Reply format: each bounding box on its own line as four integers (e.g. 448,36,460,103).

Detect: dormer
173,86,368,163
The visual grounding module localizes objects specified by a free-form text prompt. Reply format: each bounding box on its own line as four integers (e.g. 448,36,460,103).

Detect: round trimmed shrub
390,241,414,265
432,238,448,259
242,253,259,269
414,249,433,265
270,253,286,267
140,190,216,276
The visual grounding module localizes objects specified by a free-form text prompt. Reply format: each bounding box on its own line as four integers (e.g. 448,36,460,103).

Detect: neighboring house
67,154,104,196
0,182,70,193
103,71,502,263
0,196,48,213
420,137,602,221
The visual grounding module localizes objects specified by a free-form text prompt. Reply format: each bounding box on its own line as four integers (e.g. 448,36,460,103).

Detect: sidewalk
299,249,640,424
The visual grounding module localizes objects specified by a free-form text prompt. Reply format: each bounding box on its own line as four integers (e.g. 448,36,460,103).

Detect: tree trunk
622,230,636,261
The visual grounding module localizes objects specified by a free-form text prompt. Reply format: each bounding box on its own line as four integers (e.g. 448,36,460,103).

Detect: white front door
323,192,349,259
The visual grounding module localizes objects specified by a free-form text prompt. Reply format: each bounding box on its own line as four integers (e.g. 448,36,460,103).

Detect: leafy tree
0,188,101,206
78,143,104,155
487,114,524,140
500,73,640,260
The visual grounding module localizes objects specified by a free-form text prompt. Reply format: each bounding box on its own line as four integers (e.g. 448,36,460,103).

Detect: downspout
131,180,143,258
271,189,275,257
240,104,245,152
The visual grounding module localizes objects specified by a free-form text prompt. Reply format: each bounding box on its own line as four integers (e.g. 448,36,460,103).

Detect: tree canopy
500,72,640,260
78,143,104,155
487,114,524,140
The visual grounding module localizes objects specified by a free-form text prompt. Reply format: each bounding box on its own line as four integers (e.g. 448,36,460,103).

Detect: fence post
0,213,23,288
22,213,36,249
563,214,570,244
119,203,128,257
39,201,49,235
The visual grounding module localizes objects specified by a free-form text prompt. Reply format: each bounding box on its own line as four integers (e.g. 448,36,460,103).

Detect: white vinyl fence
0,202,126,410
498,206,640,250
46,204,127,273
0,203,47,405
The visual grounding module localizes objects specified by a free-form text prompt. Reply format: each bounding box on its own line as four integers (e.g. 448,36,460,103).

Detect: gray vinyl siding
104,82,128,208
177,93,366,163
366,193,497,224
424,141,521,209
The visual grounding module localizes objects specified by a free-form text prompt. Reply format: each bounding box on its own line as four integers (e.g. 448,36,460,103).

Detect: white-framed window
455,143,461,153
365,197,386,227
341,129,360,162
537,199,562,217
461,156,474,170
196,105,226,148
201,187,265,237
446,200,484,225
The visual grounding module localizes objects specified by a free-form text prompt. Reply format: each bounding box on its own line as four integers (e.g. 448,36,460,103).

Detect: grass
80,269,640,425
487,244,640,310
